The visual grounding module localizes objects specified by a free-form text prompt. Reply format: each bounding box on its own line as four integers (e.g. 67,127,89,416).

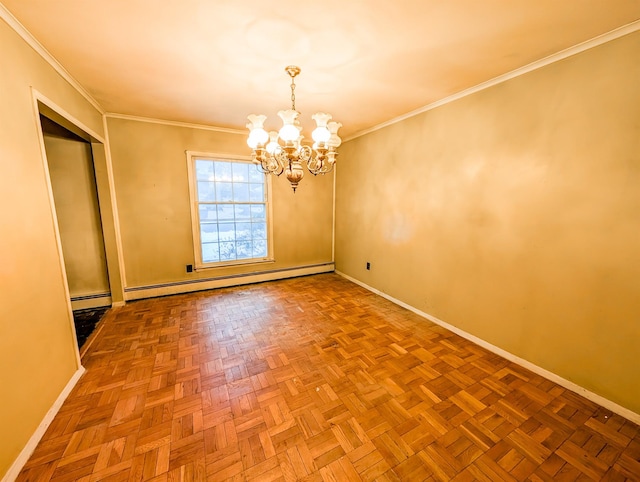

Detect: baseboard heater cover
70,292,111,301
124,263,335,300
70,292,112,310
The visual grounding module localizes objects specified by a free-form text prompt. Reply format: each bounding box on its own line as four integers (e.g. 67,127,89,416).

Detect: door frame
31,89,126,358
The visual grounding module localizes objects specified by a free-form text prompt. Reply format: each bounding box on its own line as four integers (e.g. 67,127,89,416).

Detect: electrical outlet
366,262,370,270
186,264,193,273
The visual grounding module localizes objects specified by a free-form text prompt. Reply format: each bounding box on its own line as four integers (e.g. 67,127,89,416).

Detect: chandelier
246,66,342,192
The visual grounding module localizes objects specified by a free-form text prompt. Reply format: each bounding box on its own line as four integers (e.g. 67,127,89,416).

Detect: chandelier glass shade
247,66,342,192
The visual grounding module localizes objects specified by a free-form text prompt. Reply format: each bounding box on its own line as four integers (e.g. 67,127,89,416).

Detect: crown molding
0,3,104,114
344,19,640,142
105,112,245,135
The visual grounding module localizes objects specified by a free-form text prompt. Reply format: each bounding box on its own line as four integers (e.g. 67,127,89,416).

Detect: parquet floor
18,274,640,481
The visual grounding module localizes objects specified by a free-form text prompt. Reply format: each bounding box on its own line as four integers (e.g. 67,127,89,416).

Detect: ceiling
2,1,640,138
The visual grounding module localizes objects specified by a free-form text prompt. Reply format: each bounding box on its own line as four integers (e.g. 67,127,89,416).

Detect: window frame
186,151,274,270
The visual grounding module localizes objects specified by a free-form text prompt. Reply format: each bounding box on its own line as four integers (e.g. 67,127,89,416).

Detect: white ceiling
3,1,640,138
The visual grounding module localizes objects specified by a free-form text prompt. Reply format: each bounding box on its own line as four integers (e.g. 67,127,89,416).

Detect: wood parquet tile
18,274,640,481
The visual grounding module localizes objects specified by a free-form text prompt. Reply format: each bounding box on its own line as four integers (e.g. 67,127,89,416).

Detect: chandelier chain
290,76,296,111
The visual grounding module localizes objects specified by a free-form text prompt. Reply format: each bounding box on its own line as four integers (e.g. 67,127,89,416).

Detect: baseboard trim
124,263,335,300
2,366,86,482
336,270,640,425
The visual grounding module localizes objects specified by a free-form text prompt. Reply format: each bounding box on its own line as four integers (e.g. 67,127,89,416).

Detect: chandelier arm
252,151,269,174
309,149,338,175
298,145,312,163
306,160,321,175
306,148,325,175
254,149,285,176
267,152,284,176
274,149,289,174
308,164,333,175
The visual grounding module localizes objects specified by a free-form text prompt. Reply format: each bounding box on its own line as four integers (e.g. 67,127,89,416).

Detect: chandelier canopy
246,66,342,192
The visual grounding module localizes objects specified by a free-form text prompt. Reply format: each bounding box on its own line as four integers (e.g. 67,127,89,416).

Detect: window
187,153,272,268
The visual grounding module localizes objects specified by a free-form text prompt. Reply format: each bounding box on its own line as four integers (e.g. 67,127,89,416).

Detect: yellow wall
0,16,105,478
336,31,640,413
44,132,110,298
106,117,334,290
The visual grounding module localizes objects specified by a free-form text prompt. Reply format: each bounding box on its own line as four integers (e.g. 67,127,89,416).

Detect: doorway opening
38,110,111,349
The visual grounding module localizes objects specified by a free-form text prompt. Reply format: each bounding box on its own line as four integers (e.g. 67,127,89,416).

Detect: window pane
219,242,236,261
199,204,217,221
197,181,215,202
250,204,265,220
196,160,214,181
201,223,219,242
253,240,267,258
252,222,266,240
216,182,233,202
236,241,252,259
249,165,264,182
235,222,252,241
232,162,249,182
234,204,251,221
217,204,234,221
249,183,264,202
202,243,220,263
214,162,232,182
218,223,235,242
233,182,250,202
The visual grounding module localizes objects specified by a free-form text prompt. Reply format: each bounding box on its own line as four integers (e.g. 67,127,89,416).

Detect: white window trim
186,151,274,270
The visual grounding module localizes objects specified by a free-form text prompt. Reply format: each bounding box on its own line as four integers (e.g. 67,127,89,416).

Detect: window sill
194,257,275,271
